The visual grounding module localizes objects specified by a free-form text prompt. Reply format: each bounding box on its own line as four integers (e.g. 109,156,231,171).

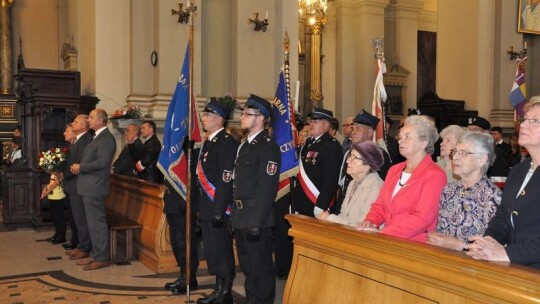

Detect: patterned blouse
436,176,502,241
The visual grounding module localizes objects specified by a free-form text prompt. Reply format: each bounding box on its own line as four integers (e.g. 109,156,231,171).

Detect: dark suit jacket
197,129,238,220
112,138,142,176
63,132,93,194
232,129,281,229
77,128,117,198
484,160,540,269
135,135,163,183
293,133,343,216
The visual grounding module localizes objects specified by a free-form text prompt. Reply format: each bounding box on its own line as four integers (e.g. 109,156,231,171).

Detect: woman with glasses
465,96,540,269
357,115,446,242
436,125,466,183
317,141,383,227
427,132,502,251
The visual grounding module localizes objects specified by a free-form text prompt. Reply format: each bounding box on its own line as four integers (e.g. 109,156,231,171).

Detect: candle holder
248,12,269,32
172,2,197,24
507,45,527,61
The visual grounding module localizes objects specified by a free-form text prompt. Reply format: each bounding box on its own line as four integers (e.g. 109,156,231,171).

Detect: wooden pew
105,174,177,273
284,214,540,303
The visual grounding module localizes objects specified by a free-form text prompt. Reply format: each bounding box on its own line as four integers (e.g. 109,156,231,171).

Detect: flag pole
185,1,197,302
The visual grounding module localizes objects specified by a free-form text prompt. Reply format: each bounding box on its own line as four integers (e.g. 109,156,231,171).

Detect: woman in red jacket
357,115,447,242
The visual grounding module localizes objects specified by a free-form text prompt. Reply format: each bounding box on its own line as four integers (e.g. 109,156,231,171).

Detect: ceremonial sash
298,157,335,207
197,158,232,215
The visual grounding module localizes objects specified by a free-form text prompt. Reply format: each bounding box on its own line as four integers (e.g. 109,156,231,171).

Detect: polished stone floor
0,227,286,304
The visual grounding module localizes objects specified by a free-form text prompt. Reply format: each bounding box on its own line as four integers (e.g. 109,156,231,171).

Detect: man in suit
293,107,343,217
134,120,163,183
70,109,116,270
232,94,281,304
63,115,94,253
112,123,142,176
196,98,238,304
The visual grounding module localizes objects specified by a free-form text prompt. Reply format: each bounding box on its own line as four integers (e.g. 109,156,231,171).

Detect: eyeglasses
519,117,540,127
348,153,366,163
449,149,478,160
342,123,354,127
241,112,261,118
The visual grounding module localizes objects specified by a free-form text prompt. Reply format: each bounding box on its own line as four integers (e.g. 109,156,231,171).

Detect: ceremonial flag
158,44,202,199
372,58,388,151
271,70,299,200
510,58,527,118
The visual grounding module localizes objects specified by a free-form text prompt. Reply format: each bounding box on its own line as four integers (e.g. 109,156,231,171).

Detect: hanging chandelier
298,0,328,30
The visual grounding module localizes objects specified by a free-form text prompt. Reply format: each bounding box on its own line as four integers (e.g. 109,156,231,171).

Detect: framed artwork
518,0,540,34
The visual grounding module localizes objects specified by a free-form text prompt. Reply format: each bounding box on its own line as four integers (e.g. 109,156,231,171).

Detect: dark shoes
62,242,77,250
197,277,233,304
168,275,198,295
51,237,67,245
46,235,66,244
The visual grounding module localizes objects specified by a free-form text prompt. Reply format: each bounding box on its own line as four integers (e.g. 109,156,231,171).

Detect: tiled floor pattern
0,229,258,304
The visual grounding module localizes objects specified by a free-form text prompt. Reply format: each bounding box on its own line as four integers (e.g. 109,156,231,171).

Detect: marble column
353,0,390,111
394,0,422,111
0,0,14,96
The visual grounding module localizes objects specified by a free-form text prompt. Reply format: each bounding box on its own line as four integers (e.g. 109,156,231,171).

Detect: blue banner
157,44,191,198
271,70,298,199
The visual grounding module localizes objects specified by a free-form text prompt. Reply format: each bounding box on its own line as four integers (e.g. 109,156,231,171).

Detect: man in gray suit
70,108,116,270
64,114,94,258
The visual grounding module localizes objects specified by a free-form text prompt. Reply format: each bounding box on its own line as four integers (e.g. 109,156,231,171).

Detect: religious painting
518,0,540,34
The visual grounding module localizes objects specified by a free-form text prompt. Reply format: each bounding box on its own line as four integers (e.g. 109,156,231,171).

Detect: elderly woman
427,132,502,251
437,125,465,183
317,141,384,227
465,97,540,269
357,115,447,242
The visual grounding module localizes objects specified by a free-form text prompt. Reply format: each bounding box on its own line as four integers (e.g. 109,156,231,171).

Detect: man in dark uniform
293,107,343,217
134,120,164,183
468,117,510,177
196,98,238,304
162,175,200,295
112,123,143,176
232,94,281,304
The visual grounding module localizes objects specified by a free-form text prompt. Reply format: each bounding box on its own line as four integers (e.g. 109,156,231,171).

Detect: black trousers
49,197,67,239
273,207,293,277
201,218,235,278
65,195,79,245
235,227,275,304
166,212,199,276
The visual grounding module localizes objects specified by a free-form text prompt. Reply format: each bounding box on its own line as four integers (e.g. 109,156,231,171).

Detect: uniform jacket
364,155,447,242
484,160,540,269
197,129,238,220
63,131,93,194
293,132,343,216
232,129,281,229
76,128,116,198
112,138,142,176
134,135,163,183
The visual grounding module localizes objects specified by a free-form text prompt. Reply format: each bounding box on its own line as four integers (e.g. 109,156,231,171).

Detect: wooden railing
105,174,176,273
284,214,540,303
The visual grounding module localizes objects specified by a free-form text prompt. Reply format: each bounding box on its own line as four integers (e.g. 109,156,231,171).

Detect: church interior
1,0,540,303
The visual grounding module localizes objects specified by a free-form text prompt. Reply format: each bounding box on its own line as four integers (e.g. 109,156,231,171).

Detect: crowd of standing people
15,93,540,304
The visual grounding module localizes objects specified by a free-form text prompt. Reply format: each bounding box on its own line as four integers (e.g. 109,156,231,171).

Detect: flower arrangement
108,105,143,120
39,147,69,173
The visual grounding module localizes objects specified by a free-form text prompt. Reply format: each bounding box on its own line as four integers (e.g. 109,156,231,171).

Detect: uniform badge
222,170,232,183
266,161,278,175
